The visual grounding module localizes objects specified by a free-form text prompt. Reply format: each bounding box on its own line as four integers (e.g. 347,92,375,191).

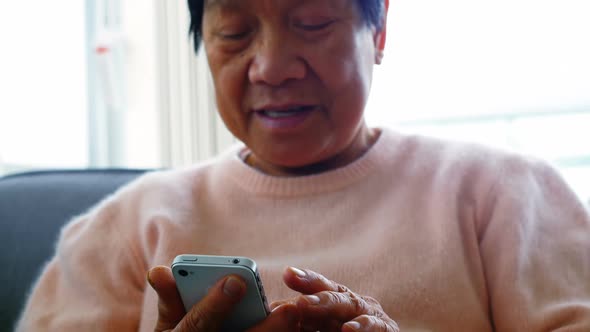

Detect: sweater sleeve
15,196,148,331
479,157,590,331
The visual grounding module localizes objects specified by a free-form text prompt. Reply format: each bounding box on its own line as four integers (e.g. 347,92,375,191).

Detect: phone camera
178,269,189,277
232,258,240,264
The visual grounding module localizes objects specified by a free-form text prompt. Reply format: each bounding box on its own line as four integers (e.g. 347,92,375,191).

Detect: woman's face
202,0,385,174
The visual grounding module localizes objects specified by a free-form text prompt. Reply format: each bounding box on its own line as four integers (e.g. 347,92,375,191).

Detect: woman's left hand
272,267,400,332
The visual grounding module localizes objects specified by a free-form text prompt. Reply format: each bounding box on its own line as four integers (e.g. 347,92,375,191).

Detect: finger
342,315,400,332
176,274,246,331
300,316,342,332
247,303,299,332
269,299,296,311
296,291,378,322
283,267,343,295
147,266,186,331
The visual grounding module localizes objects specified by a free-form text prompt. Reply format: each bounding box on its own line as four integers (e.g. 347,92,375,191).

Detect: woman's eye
297,20,334,31
219,31,249,40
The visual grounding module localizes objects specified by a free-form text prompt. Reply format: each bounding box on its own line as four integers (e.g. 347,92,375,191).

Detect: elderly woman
16,0,590,331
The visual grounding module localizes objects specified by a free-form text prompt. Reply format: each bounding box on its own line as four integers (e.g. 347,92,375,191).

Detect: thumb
176,274,246,331
148,266,247,332
147,266,186,331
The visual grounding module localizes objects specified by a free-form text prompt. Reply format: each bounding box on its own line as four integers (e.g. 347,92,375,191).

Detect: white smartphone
171,254,270,331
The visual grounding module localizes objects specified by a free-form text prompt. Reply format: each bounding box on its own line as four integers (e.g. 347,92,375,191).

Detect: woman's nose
248,34,306,86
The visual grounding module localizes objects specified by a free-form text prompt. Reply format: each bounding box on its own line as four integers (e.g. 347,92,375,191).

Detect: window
0,1,88,173
0,0,162,175
366,0,590,202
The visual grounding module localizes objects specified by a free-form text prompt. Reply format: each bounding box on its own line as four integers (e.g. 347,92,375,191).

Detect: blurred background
0,0,588,202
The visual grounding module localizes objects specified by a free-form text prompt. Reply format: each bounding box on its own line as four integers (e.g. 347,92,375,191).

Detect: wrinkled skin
201,0,387,176
148,266,399,332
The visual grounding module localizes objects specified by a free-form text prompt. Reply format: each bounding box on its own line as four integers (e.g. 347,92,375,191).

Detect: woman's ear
374,0,389,64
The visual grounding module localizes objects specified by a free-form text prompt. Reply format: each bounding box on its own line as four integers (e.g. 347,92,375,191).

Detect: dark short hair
187,0,385,52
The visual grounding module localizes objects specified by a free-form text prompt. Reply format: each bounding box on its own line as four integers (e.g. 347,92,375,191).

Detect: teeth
263,106,310,118
265,110,299,118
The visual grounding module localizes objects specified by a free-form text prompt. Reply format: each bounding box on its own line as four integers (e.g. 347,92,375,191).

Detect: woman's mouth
259,105,316,118
255,105,317,131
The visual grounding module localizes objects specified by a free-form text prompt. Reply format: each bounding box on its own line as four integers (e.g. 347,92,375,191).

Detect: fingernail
289,267,306,278
303,295,320,305
344,321,362,331
223,276,244,297
146,270,154,288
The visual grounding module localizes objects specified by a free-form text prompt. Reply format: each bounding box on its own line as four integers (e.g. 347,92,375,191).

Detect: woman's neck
243,127,381,177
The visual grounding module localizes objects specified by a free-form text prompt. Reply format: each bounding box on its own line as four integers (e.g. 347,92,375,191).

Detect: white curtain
154,0,235,168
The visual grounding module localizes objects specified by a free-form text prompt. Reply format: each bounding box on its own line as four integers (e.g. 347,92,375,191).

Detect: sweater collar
220,128,399,197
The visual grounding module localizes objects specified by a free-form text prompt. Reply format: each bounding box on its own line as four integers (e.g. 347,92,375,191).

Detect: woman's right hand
147,266,299,332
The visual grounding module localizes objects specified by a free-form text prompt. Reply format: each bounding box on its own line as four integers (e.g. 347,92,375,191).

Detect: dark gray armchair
0,169,147,331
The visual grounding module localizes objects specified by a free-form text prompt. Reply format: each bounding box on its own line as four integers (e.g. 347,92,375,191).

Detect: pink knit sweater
17,128,590,331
